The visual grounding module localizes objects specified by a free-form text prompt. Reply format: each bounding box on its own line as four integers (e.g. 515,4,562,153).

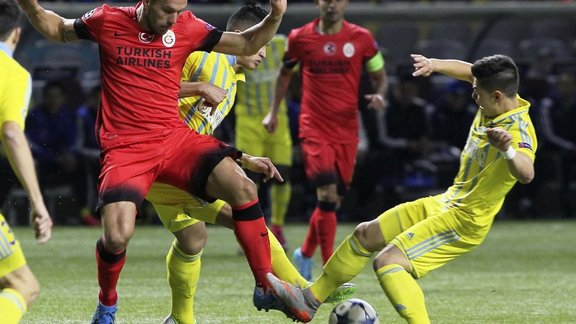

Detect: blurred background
3,0,576,226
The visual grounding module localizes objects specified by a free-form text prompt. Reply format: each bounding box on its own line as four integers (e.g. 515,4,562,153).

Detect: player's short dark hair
0,0,22,41
226,4,268,32
471,55,519,98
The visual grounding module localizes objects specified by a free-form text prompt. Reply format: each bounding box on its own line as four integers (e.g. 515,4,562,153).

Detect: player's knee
174,223,208,254
22,275,40,306
178,236,206,255
103,229,133,251
233,176,258,202
373,245,410,272
353,221,382,253
316,185,338,202
6,266,40,306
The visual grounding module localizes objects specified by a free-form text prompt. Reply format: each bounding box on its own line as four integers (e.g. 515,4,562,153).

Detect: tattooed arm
16,0,78,42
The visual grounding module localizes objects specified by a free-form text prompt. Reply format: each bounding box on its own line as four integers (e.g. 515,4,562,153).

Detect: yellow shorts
146,183,226,233
378,195,491,279
0,213,26,277
235,113,292,166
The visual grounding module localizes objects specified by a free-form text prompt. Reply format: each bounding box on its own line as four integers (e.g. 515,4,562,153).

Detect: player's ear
493,90,504,103
12,27,21,47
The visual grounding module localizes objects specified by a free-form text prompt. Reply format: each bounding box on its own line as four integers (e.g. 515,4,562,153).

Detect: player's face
238,45,267,70
472,79,495,117
144,0,187,35
316,0,348,24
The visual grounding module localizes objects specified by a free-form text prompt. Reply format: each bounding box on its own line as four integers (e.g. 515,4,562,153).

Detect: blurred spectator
377,73,432,161
429,80,476,187
25,80,96,224
75,85,101,225
537,71,576,217
370,72,434,208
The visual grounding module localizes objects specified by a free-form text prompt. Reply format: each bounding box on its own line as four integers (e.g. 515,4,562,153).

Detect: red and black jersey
74,3,222,137
285,19,378,143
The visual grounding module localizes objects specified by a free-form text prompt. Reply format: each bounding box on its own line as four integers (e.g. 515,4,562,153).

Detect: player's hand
411,54,434,77
29,203,53,244
486,127,512,151
199,84,227,115
364,94,387,110
262,111,278,134
241,155,284,183
269,0,288,19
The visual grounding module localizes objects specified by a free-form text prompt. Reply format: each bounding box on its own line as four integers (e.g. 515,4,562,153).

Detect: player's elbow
516,170,534,184
1,122,24,145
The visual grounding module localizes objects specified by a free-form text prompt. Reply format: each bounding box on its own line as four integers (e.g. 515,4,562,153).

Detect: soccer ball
328,298,379,324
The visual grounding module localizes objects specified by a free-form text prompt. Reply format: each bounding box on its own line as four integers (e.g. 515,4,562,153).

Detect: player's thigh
300,139,338,186
236,118,266,158
265,118,293,166
148,183,224,232
376,197,436,245
389,207,480,278
334,142,358,189
159,129,241,202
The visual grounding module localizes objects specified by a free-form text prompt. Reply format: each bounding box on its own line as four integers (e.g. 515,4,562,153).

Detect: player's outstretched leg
266,273,320,323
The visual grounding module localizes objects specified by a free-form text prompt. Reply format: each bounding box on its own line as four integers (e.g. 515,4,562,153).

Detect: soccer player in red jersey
264,0,388,281
15,0,297,322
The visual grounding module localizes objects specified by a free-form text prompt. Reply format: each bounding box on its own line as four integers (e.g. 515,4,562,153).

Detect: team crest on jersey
139,32,155,44
162,30,176,48
82,8,96,21
343,42,355,58
323,42,337,56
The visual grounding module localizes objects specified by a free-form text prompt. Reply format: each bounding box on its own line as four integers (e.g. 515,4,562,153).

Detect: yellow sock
376,264,430,324
310,234,372,301
0,288,27,324
271,183,291,226
269,229,309,288
166,241,202,324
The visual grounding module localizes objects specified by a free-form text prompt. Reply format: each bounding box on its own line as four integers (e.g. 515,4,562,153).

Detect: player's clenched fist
487,127,512,151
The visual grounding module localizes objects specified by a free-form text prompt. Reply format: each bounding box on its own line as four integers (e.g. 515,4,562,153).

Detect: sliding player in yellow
146,5,354,324
0,0,53,322
268,54,537,323
236,34,292,250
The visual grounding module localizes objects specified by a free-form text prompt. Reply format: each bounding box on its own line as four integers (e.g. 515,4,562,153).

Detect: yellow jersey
235,35,287,118
179,51,245,135
0,43,32,131
441,96,537,225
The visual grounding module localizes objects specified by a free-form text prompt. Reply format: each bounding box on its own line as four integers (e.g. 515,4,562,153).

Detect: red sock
95,238,126,306
316,210,337,264
233,199,272,289
301,208,320,257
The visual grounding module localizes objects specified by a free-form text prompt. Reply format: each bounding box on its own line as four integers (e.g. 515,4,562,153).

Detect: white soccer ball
328,298,379,324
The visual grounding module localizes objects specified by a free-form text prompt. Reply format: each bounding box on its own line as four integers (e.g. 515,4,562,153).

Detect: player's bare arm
263,65,293,133
16,0,78,42
179,81,226,108
238,153,284,183
487,127,535,184
1,121,53,244
365,68,388,110
411,54,473,83
214,0,286,56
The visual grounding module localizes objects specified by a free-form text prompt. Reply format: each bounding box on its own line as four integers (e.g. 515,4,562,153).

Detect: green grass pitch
13,221,576,323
